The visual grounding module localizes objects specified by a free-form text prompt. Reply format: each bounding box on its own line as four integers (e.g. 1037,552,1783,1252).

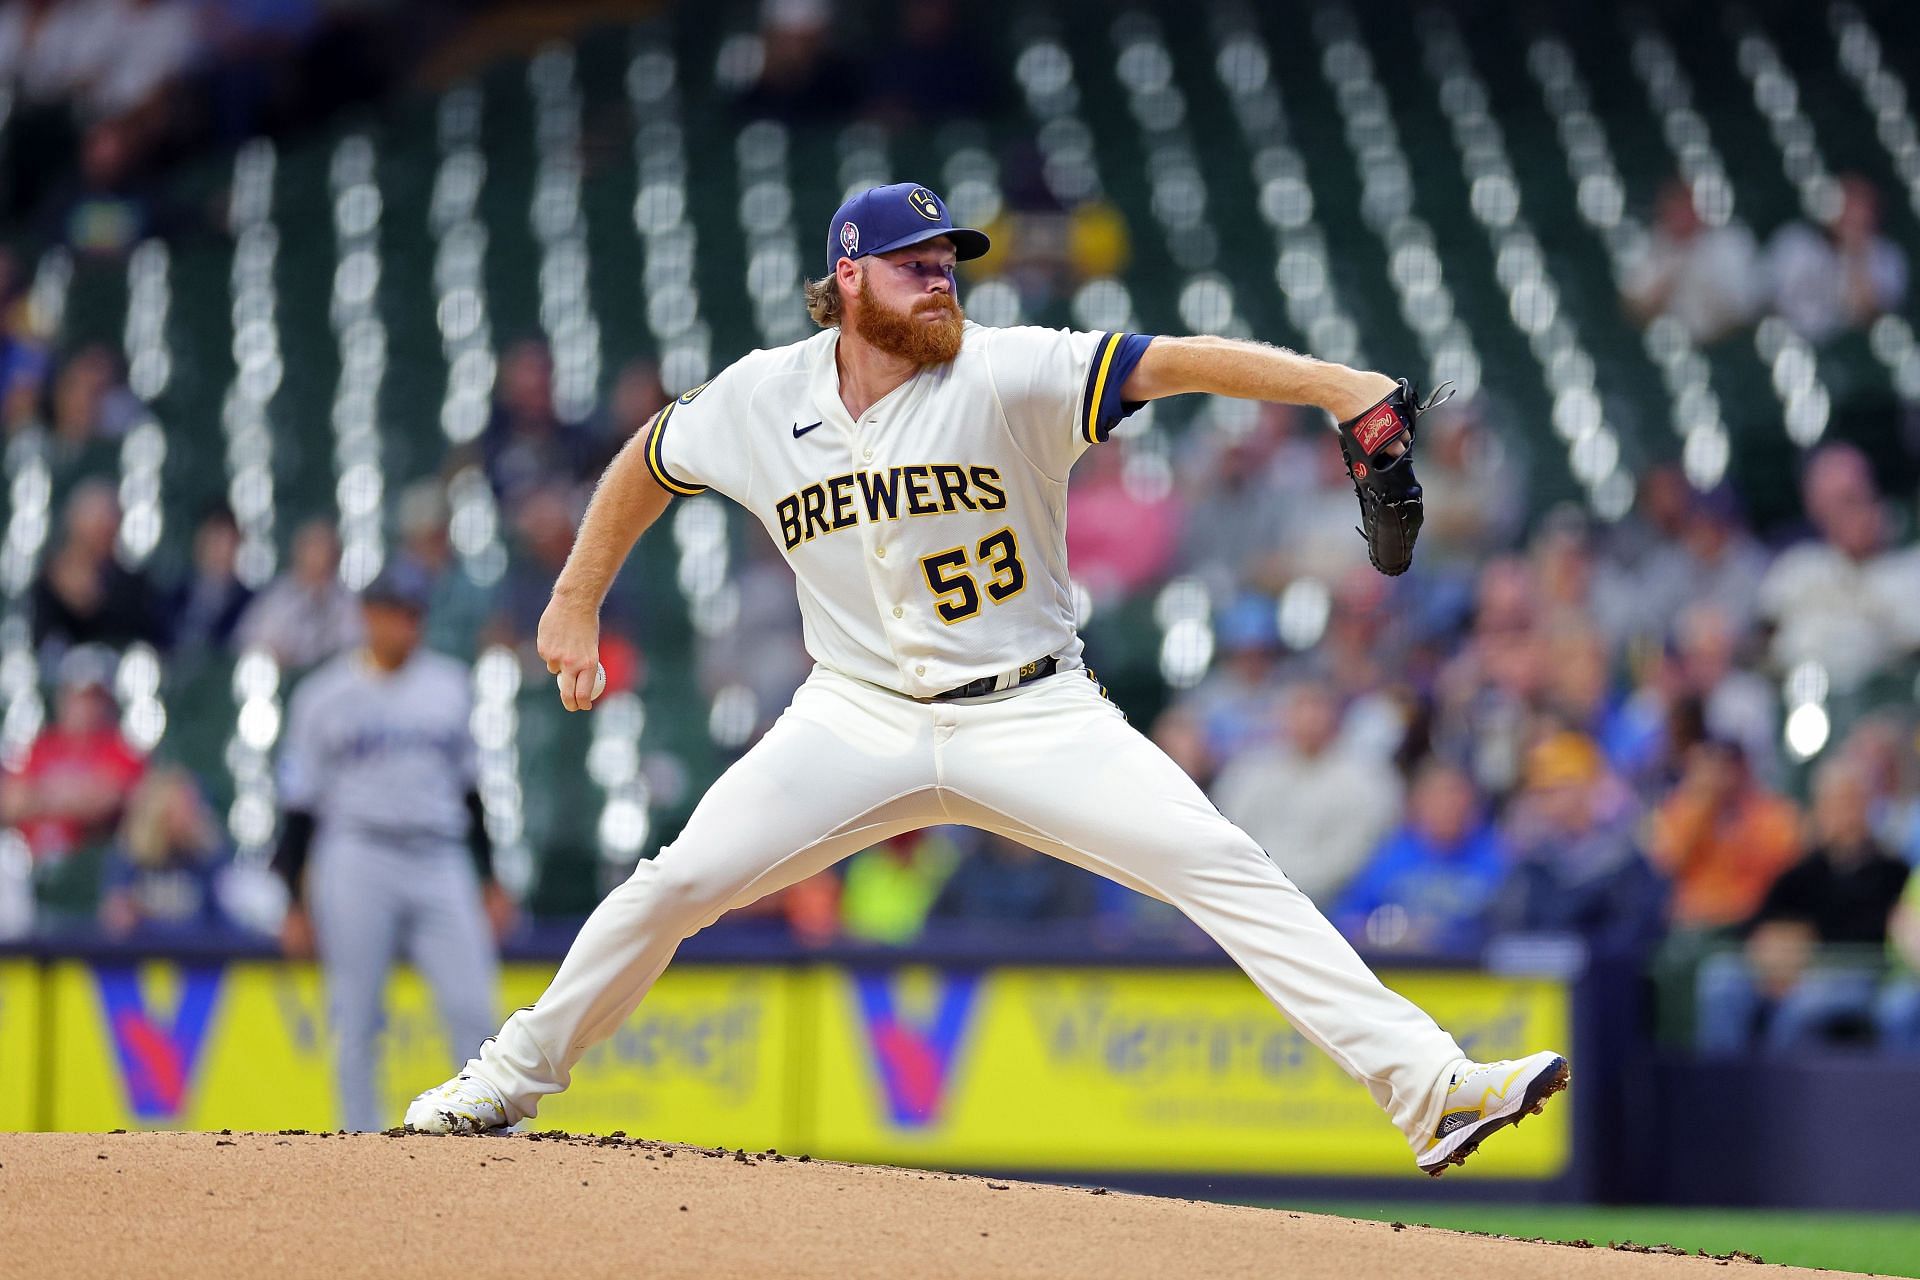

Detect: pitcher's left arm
1122,335,1444,577
1120,335,1395,420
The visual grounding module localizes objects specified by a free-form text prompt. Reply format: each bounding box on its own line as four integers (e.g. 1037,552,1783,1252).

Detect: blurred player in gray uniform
274,563,514,1131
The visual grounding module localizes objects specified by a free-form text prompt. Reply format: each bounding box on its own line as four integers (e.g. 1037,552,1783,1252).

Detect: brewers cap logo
840,220,860,256
907,187,942,221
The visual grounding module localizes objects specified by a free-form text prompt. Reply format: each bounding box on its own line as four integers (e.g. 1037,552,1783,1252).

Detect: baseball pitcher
406,183,1566,1174
277,563,514,1131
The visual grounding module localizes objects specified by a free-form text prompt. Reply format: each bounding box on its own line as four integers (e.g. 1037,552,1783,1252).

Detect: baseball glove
1336,379,1452,577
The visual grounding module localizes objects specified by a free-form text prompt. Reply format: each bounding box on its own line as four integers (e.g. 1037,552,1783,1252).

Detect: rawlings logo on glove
1336,379,1452,577
1350,402,1407,455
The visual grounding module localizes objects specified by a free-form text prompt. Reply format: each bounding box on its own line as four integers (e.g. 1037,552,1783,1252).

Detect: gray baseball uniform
279,649,498,1131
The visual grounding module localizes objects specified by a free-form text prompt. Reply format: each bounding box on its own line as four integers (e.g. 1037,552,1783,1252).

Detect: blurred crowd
735,0,1134,320
0,0,447,257
1622,174,1909,346
734,0,995,126
0,331,678,932
0,235,149,451
17,336,666,660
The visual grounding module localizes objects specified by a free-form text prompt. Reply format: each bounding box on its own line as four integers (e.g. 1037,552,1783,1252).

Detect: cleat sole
1423,1058,1570,1178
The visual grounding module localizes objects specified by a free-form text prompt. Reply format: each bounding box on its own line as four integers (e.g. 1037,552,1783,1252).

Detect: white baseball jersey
643,322,1152,698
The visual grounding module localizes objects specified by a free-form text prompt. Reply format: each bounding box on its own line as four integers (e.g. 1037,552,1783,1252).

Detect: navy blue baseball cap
362,559,433,614
826,182,991,275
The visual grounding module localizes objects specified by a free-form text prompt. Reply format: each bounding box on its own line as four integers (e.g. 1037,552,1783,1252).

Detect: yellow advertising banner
26,957,1571,1180
49,958,332,1131
0,959,39,1130
807,967,1571,1177
529,966,793,1148
43,960,793,1146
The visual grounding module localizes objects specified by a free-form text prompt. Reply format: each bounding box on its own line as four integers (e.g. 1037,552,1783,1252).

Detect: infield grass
1281,1203,1920,1277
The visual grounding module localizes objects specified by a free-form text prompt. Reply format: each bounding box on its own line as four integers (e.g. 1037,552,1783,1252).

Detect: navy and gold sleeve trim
643,401,706,496
1080,331,1155,445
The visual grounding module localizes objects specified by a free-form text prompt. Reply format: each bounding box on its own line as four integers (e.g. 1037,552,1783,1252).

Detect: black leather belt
931,656,1058,701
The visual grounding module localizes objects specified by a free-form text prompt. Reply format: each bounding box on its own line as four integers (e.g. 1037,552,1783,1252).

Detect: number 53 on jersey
920,527,1026,623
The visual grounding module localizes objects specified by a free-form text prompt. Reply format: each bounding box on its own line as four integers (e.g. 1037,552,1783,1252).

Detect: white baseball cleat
1414,1050,1570,1177
404,1073,511,1135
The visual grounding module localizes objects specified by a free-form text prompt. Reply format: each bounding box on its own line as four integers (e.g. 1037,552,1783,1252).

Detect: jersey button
862,448,873,461
892,606,903,618
875,546,887,559
915,664,926,676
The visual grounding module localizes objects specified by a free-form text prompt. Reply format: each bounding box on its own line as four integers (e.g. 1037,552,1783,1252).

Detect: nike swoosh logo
792,421,822,438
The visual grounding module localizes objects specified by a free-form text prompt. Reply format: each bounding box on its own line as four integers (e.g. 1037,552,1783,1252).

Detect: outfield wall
0,945,1581,1191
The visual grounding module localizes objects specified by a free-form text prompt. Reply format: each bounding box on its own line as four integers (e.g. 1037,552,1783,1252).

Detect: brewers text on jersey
773,464,1008,550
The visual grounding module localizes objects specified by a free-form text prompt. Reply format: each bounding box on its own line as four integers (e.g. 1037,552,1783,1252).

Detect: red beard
853,273,965,365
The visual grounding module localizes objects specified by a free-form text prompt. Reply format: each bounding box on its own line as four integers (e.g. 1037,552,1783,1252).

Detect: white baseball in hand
559,662,607,704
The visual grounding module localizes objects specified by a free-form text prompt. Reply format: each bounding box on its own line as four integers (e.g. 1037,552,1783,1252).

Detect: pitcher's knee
1187,809,1293,872
1202,829,1304,886
1149,834,1305,910
608,847,735,932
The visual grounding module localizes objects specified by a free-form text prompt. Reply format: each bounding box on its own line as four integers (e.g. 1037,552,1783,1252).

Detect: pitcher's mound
0,1131,1820,1278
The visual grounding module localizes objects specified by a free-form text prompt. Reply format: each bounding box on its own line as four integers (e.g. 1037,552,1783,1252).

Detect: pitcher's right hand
538,596,602,711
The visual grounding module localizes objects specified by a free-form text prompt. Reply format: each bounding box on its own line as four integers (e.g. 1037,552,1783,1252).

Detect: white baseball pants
469,666,1467,1149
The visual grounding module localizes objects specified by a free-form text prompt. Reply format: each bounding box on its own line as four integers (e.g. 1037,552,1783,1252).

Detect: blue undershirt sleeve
1078,332,1156,445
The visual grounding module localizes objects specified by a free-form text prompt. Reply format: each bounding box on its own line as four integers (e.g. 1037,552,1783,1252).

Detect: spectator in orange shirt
1696,757,1908,1052
1648,738,1802,930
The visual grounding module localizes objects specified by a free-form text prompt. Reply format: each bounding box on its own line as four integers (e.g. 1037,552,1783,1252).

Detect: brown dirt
0,1132,1835,1279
